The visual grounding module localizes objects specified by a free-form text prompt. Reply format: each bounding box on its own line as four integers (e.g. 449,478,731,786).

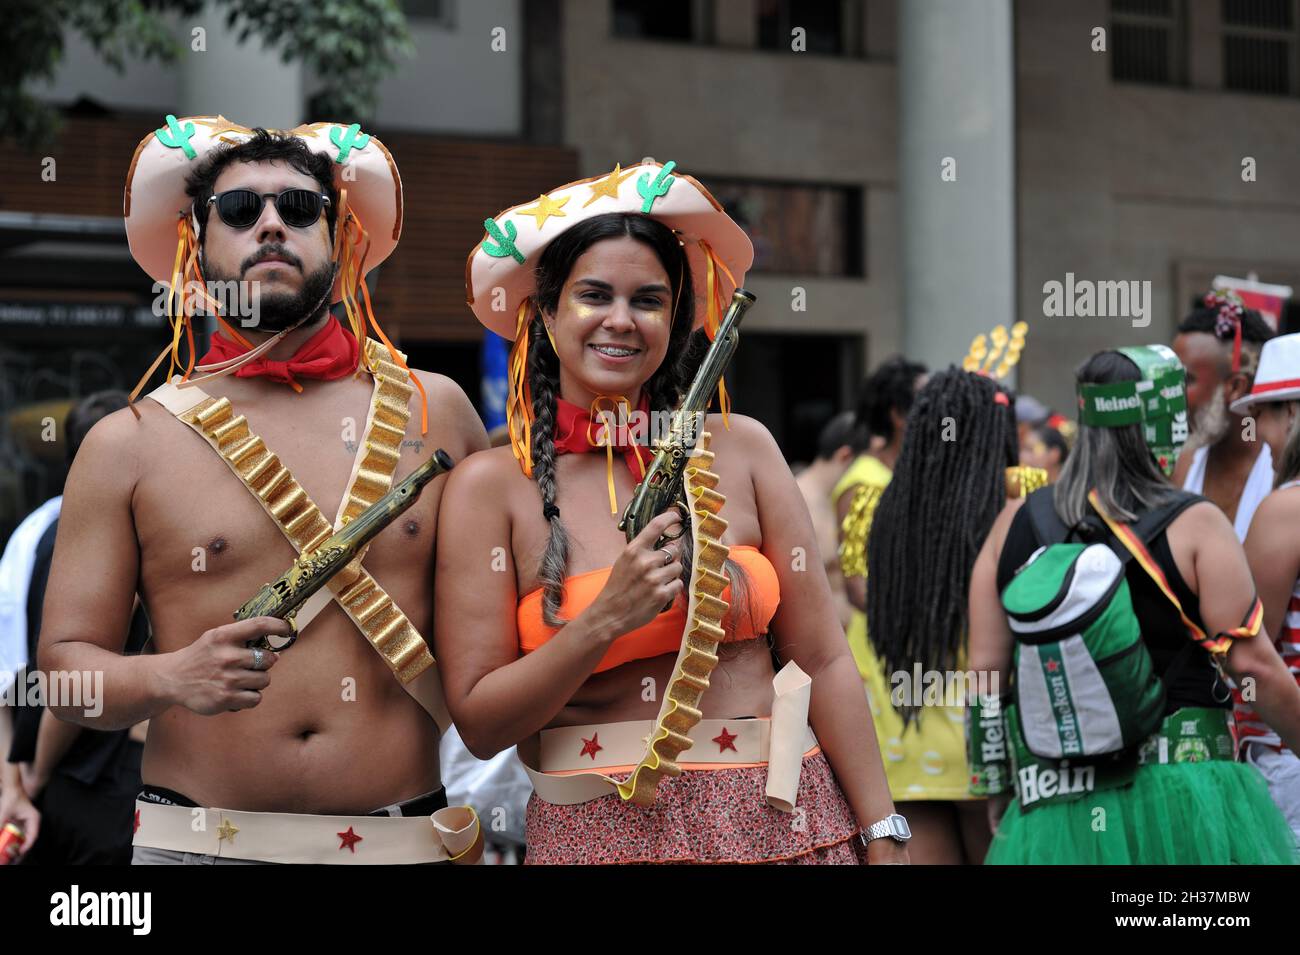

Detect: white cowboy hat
124,114,402,304
465,159,753,341
1230,332,1300,414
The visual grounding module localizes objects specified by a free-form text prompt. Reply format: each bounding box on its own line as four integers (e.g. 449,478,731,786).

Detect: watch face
889,814,912,840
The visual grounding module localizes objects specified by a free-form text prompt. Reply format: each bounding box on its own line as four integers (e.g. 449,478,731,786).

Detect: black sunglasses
207,188,331,230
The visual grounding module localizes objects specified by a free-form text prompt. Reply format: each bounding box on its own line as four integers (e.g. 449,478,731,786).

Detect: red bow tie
553,393,653,513
198,317,359,391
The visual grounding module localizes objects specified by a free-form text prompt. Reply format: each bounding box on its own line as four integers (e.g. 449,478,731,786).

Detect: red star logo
1045,659,1059,672
579,733,603,759
713,727,738,753
133,809,141,834
337,826,363,853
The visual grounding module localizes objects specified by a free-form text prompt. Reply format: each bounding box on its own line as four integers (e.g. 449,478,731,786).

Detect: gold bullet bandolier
146,337,450,729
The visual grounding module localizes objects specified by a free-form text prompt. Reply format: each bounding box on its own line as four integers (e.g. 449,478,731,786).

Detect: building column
897,0,1015,371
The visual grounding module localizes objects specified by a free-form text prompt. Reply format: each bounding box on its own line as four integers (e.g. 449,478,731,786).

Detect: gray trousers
132,845,276,865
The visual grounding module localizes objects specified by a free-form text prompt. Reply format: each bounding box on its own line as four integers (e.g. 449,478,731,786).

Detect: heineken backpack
1000,487,1200,760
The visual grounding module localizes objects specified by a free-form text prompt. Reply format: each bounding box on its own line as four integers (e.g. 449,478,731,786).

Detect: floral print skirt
524,752,866,864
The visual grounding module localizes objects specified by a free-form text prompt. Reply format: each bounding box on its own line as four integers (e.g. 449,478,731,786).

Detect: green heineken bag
1000,488,1198,760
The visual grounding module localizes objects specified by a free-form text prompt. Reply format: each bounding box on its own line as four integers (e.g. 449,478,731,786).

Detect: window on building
757,0,864,56
1111,0,1187,85
401,0,455,28
704,177,864,277
612,0,714,43
1222,0,1296,95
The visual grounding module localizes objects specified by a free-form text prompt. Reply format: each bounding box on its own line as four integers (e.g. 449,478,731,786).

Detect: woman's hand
583,510,686,639
866,837,910,865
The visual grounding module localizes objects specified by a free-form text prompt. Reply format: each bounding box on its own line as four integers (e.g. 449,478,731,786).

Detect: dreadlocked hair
866,367,1018,723
526,212,753,638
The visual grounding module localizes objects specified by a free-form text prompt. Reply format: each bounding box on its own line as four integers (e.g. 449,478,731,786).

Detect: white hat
465,160,752,341
1230,332,1300,414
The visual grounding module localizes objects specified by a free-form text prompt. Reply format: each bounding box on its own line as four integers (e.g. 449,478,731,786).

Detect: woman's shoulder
1244,482,1300,541
443,443,530,504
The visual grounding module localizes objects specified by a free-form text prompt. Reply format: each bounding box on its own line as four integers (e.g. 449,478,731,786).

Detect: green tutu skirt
986,761,1299,865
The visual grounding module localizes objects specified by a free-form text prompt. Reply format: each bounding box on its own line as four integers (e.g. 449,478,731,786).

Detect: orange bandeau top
517,545,780,674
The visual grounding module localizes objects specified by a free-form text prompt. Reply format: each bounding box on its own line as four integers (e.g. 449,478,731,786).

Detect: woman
968,346,1300,863
435,161,905,864
1237,332,1300,845
859,365,1037,864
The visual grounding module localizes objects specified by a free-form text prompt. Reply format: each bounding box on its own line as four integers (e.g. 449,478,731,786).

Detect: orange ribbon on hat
699,238,733,429
333,189,428,436
129,216,253,417
506,298,536,477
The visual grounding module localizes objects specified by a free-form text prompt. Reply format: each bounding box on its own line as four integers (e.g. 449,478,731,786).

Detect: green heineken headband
1076,344,1189,475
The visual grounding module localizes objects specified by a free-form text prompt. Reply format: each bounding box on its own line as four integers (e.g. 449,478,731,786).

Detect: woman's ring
660,548,674,565
250,648,266,671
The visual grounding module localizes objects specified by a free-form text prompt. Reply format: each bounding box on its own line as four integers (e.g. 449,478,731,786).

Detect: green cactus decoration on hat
483,218,526,264
154,114,197,159
329,123,371,164
637,161,676,213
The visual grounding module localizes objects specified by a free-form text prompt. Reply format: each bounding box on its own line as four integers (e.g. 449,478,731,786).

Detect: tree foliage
1,0,414,147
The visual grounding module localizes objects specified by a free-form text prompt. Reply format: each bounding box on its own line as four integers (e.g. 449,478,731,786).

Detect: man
1171,290,1275,540
40,118,488,864
834,355,928,614
796,411,867,630
4,392,149,865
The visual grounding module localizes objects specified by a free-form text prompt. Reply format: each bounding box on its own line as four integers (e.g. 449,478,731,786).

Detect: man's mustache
240,245,302,275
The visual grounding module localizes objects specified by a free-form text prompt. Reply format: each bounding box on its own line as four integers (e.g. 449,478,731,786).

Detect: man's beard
1186,386,1232,452
204,248,337,333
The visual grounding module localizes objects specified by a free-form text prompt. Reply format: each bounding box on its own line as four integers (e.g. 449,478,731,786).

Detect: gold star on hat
584,163,635,207
517,192,570,229
216,819,240,843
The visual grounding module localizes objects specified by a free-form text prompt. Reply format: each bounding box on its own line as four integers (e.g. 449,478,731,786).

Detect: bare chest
135,379,439,625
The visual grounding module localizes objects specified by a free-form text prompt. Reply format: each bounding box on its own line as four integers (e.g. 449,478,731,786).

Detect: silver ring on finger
660,548,674,566
250,647,266,671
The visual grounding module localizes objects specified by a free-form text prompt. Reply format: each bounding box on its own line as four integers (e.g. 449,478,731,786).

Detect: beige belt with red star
144,337,450,731
518,661,818,811
132,800,482,864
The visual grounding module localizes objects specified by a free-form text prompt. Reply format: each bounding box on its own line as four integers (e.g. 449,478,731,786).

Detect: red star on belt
579,733,603,759
712,727,738,753
1045,659,1060,672
133,809,141,834
337,826,363,853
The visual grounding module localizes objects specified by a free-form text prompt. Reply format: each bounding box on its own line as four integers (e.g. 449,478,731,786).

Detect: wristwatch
859,813,912,846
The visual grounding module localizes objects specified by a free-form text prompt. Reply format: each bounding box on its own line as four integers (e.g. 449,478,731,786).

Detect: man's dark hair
65,390,130,465
854,355,927,445
184,128,339,246
815,410,866,460
1177,296,1274,377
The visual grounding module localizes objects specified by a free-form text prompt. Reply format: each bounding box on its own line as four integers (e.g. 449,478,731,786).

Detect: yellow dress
833,455,975,802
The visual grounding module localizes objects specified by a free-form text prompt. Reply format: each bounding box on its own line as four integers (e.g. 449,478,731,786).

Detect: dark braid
527,314,574,627
526,212,753,637
865,367,1018,723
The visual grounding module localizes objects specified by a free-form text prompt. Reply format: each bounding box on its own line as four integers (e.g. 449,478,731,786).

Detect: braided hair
526,212,752,639
865,367,1018,722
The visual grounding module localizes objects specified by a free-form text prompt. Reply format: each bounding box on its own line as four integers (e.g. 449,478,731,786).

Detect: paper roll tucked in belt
766,660,813,812
431,806,484,865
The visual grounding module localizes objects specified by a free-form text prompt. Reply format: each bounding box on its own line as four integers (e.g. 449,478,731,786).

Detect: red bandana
553,392,653,494
197,316,359,391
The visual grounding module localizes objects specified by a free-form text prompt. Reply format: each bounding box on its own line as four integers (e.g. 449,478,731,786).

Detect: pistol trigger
283,614,299,649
